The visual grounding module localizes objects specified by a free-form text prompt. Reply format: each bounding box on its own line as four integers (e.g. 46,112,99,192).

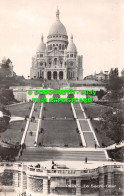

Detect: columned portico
46,69,66,80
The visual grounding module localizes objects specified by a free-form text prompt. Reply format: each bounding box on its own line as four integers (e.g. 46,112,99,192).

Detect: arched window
70,61,73,66
59,44,61,50
62,44,64,50
47,71,51,80
54,58,57,65
40,54,43,58
59,71,63,80
53,71,57,80
50,45,52,50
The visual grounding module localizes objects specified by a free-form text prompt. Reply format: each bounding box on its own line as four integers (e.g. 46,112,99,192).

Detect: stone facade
30,9,83,81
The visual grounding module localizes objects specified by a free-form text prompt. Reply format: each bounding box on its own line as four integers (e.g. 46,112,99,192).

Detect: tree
107,68,122,90
96,90,106,100
100,108,124,144
106,68,122,99
121,68,124,77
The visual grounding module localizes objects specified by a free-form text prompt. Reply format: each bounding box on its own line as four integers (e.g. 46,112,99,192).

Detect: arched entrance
39,94,46,98
53,94,60,99
67,94,74,98
53,71,57,80
47,71,51,80
59,71,63,80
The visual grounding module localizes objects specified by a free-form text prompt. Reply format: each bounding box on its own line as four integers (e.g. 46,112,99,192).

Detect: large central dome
48,9,67,36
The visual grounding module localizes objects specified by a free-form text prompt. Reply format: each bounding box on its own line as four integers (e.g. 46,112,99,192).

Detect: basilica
30,9,83,81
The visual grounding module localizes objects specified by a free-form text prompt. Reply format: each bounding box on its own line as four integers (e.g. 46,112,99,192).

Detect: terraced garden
42,102,74,119
0,102,32,145
37,119,81,147
8,102,32,117
82,103,115,146
37,102,81,147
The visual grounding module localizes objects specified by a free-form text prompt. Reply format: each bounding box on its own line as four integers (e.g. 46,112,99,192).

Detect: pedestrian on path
85,157,87,163
20,150,23,156
95,143,97,149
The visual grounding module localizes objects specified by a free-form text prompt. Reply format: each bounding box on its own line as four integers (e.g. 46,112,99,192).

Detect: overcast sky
0,0,124,78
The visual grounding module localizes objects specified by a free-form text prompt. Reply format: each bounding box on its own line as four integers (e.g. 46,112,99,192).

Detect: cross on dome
41,34,44,42
71,34,73,42
56,8,60,20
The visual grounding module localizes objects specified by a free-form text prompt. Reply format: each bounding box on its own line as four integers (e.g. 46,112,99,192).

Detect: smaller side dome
37,35,46,52
67,35,77,53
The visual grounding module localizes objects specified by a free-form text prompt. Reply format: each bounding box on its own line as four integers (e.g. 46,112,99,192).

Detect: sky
0,0,124,78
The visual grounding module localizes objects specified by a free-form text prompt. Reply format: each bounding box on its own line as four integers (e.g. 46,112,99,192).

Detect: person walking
85,157,87,163
95,143,97,149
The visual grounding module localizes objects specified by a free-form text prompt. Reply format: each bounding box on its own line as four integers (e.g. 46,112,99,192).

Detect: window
37,54,39,58
49,59,52,64
40,62,43,66
59,44,61,50
70,54,73,57
66,179,69,186
50,45,52,50
40,54,43,57
62,44,64,50
71,180,76,186
54,58,57,65
70,61,73,66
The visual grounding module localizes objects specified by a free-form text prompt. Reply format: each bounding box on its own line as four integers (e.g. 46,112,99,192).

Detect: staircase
24,102,42,147
19,148,107,161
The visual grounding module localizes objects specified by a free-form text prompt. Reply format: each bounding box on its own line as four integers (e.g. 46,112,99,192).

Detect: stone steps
83,132,96,147
20,148,106,161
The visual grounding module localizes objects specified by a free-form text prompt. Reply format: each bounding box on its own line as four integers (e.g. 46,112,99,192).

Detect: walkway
72,102,99,148
19,148,107,162
24,102,42,147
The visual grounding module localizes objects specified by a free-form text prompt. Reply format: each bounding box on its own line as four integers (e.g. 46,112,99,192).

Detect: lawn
82,103,109,118
37,119,81,147
0,120,26,144
91,120,114,146
82,103,115,146
43,102,74,118
8,102,32,117
100,101,124,113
